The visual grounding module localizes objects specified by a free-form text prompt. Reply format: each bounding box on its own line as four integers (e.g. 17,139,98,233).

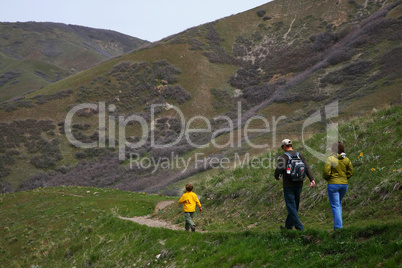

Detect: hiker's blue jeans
283,187,304,231
327,184,348,230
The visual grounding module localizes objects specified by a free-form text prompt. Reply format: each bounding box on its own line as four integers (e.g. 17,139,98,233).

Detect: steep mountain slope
0,0,401,193
0,22,150,101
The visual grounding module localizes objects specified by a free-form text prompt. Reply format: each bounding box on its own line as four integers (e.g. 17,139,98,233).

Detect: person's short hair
331,142,345,154
185,183,193,192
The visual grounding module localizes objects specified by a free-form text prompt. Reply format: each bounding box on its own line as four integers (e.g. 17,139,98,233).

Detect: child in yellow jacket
178,183,202,232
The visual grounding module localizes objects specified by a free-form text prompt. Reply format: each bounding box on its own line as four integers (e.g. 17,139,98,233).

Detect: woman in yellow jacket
323,142,353,230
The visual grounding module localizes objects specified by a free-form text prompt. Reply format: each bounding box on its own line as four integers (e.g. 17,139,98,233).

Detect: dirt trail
118,200,183,231
154,200,175,213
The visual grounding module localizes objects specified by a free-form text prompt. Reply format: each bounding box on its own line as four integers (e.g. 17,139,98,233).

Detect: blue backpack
284,152,306,182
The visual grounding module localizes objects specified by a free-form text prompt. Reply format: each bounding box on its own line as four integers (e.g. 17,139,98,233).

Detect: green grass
0,186,174,267
0,186,400,267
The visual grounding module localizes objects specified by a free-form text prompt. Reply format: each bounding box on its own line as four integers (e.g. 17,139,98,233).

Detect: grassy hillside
0,0,401,194
0,107,400,267
156,106,402,232
0,22,150,101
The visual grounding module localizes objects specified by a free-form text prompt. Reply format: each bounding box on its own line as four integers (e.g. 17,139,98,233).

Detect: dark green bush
210,88,231,109
311,30,337,52
152,60,181,84
229,68,261,89
189,38,204,51
161,85,192,104
256,10,266,18
203,49,232,64
379,46,402,80
343,60,373,75
321,60,373,84
327,49,354,65
242,84,276,105
204,24,223,47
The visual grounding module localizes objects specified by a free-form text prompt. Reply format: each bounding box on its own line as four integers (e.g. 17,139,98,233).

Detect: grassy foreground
0,186,400,267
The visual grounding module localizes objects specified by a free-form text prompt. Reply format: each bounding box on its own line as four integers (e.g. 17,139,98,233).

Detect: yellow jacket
323,154,353,184
178,191,201,212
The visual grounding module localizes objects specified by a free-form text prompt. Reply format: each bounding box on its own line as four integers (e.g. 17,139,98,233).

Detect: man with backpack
274,139,315,231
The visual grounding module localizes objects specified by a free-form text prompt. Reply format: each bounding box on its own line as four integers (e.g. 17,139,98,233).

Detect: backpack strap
284,152,292,163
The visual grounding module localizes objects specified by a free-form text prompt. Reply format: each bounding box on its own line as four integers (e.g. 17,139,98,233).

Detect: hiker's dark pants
283,187,304,231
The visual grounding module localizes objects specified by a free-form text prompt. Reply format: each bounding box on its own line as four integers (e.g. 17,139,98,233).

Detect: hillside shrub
75,148,111,159
348,0,362,8
311,30,337,52
229,68,261,89
29,139,62,169
274,92,309,103
16,100,35,108
20,154,144,190
161,85,192,104
232,36,252,58
273,21,284,31
321,60,373,84
232,43,247,58
205,25,223,47
0,150,19,166
321,71,346,84
32,89,73,105
0,120,56,152
5,104,17,113
108,61,131,75
327,49,354,65
54,165,70,174
91,75,110,84
256,10,266,18
152,117,183,138
336,25,352,40
0,70,21,87
26,138,48,153
379,46,402,80
0,119,57,171
203,47,232,64
203,24,232,64
242,84,276,105
152,60,181,84
252,31,263,42
0,167,11,179
189,38,204,51
72,123,91,130
210,88,231,109
150,144,193,159
343,60,373,75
